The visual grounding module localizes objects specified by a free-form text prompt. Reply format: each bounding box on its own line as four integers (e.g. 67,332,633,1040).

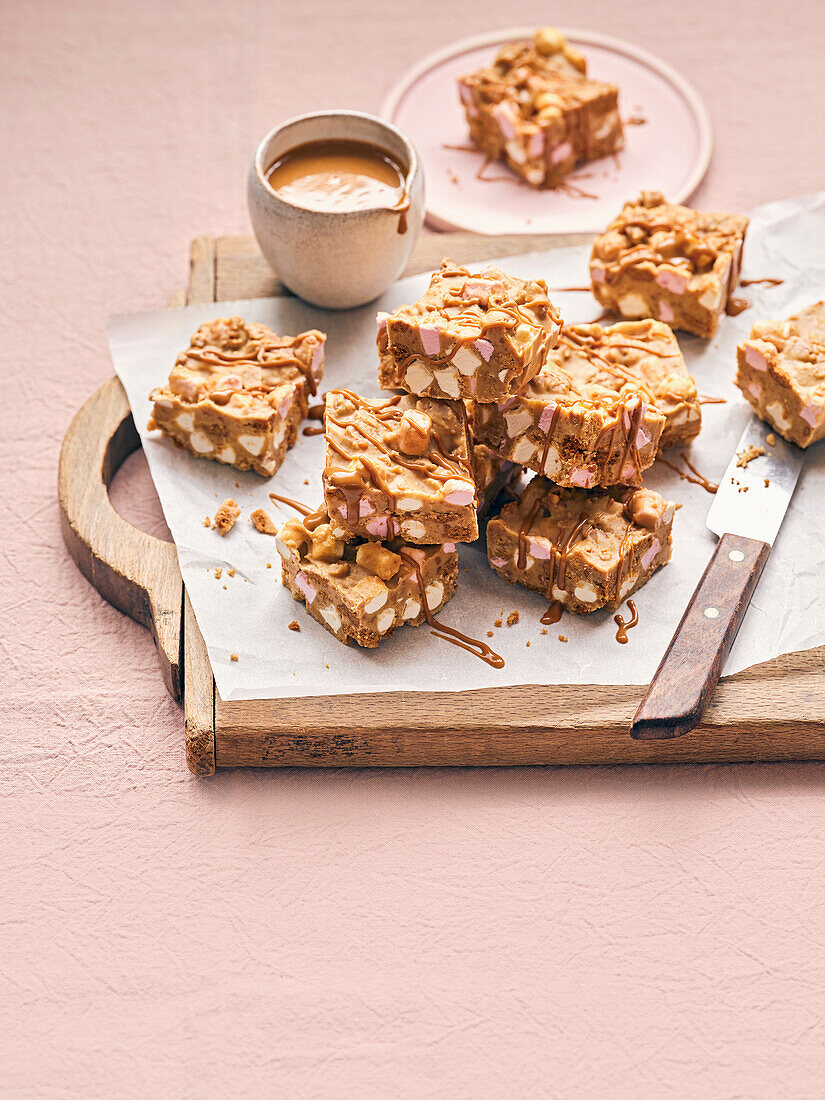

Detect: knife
630,417,804,740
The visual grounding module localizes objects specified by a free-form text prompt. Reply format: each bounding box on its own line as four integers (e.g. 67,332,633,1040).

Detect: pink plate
381,27,713,236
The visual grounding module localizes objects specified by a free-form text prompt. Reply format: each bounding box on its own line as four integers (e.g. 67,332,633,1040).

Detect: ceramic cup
248,110,425,310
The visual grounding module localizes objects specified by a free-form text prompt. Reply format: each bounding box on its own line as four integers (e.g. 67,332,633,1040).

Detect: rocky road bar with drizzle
487,477,675,614
323,389,478,545
735,301,825,448
472,321,694,489
377,260,562,404
148,317,325,476
590,191,749,339
457,27,624,189
276,505,459,648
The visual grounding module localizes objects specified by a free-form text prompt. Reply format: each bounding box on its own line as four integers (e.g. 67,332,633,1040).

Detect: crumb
558,634,568,643
526,641,530,647
493,617,503,628
230,653,238,662
486,630,494,637
540,629,548,635
234,482,239,488
507,610,519,626
202,516,211,527
213,498,241,535
266,562,272,569
227,567,236,578
288,620,301,632
764,478,770,488
214,567,222,579
736,445,765,468
325,663,329,669
222,584,227,590
303,478,309,485
767,433,776,446
251,508,279,535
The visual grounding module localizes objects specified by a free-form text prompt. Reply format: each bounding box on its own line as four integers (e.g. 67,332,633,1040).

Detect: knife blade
630,417,804,740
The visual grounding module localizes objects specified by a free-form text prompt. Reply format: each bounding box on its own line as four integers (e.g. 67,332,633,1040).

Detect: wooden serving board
59,233,825,774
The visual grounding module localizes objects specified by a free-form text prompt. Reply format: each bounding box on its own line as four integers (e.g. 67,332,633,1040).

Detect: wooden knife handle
630,533,770,740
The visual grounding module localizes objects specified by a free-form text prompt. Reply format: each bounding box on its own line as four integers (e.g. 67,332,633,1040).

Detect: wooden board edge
183,592,216,775
58,376,184,700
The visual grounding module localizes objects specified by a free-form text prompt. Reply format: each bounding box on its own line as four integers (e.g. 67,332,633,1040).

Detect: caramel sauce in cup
267,140,409,228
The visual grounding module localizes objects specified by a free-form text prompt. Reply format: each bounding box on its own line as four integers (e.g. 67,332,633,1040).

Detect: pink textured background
4,0,825,1094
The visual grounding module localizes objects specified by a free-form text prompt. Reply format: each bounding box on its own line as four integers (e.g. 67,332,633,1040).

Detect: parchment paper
109,192,825,700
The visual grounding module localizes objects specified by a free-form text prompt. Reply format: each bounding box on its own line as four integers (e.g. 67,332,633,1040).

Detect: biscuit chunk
487,476,675,613
735,302,825,448
148,316,325,476
590,192,748,339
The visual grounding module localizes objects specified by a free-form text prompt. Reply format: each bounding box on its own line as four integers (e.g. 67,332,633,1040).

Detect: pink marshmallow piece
744,345,768,372
549,141,572,165
538,401,558,433
569,468,594,489
474,338,494,361
365,515,388,539
443,543,456,554
655,269,688,295
801,403,822,427
657,300,675,323
490,557,507,569
295,572,317,604
419,326,440,357
641,539,661,571
527,536,554,561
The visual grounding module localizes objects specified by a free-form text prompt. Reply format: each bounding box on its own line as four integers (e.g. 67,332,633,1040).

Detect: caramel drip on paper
726,296,751,316
302,425,325,436
268,492,313,517
614,599,639,644
699,394,727,406
740,277,784,287
540,600,563,626
658,455,718,494
398,551,505,669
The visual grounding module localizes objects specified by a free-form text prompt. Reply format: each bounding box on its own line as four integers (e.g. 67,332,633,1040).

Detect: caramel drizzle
614,599,639,644
268,492,314,518
515,494,595,596
398,550,505,669
187,335,319,397
658,454,718,494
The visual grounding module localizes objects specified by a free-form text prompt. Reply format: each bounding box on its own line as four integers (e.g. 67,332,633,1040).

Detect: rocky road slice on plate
487,475,675,614
377,260,562,404
590,191,748,339
472,322,680,489
148,316,325,477
323,389,478,545
276,506,458,648
457,27,623,189
735,302,825,448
